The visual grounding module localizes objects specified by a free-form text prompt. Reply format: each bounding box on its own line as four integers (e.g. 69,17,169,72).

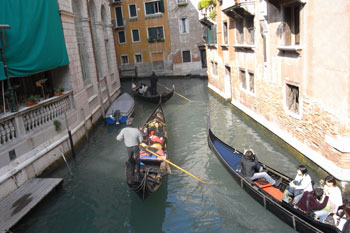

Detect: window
121,55,128,64
239,70,246,89
235,16,255,44
135,53,142,63
129,4,137,18
179,17,189,34
223,21,228,44
210,61,218,76
147,26,164,40
206,25,217,44
248,72,254,93
145,1,164,15
132,29,140,42
211,62,218,76
286,83,299,114
115,6,124,27
281,4,300,46
239,70,255,93
182,50,191,63
118,31,126,44
246,16,254,44
235,18,244,44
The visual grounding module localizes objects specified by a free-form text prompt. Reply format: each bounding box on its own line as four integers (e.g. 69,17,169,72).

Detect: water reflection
129,179,167,233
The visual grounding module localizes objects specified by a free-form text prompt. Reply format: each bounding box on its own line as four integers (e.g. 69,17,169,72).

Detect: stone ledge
325,135,350,153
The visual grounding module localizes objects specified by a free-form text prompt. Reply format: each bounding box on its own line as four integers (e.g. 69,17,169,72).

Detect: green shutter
145,2,154,15
159,0,164,13
0,0,69,80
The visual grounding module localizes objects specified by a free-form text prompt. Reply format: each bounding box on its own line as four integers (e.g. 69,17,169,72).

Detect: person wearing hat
116,117,143,180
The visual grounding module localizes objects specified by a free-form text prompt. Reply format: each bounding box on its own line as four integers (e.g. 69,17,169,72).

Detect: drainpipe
86,0,105,118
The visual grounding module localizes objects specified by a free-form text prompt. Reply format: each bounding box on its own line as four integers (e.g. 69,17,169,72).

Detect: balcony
0,91,73,147
222,0,255,18
110,0,122,5
267,0,306,9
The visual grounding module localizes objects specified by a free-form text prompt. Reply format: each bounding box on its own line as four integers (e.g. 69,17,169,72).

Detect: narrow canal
13,77,321,233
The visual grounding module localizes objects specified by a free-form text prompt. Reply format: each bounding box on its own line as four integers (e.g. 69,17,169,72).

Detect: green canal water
13,78,321,233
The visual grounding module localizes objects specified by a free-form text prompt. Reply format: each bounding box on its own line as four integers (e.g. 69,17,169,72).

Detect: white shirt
324,185,343,209
293,174,313,192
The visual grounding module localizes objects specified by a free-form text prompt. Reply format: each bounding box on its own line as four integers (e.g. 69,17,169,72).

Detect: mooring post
64,111,75,158
60,148,73,176
81,108,88,141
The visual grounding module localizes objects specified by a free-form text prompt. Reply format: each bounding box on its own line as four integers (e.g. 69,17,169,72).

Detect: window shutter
179,19,183,33
159,0,164,13
145,2,154,15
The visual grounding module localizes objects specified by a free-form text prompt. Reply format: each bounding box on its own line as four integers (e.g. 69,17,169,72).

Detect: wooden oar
140,143,207,184
158,83,192,102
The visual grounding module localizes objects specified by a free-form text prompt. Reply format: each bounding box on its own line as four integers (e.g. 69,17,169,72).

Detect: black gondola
132,84,175,104
126,103,171,199
207,125,341,233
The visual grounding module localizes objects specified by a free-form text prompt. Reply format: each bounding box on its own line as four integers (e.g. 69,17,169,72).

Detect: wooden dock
0,178,63,232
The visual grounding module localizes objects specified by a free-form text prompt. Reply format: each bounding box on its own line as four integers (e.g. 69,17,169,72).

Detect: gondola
126,103,171,199
207,124,341,233
132,84,175,104
105,92,134,124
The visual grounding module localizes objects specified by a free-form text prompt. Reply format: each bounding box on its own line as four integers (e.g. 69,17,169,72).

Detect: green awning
0,0,69,80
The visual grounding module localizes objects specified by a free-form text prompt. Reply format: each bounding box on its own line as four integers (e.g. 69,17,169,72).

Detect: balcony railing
0,91,72,146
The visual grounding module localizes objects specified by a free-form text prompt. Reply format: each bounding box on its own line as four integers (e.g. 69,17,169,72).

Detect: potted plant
177,2,188,7
157,38,165,42
26,95,40,107
53,120,62,131
54,88,64,96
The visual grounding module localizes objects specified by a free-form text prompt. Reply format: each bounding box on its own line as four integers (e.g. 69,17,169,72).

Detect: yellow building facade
111,0,172,76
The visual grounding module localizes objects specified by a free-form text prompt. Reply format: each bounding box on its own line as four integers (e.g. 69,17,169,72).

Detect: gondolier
116,118,143,182
150,71,158,95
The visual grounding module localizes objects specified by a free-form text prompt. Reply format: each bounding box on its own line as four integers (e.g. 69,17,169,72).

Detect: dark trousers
126,146,140,175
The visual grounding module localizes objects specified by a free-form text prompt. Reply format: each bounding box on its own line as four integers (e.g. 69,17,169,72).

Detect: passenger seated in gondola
151,143,165,157
131,82,137,91
314,175,343,223
138,83,148,95
138,126,148,138
282,165,313,204
240,149,282,187
334,201,350,232
150,121,164,138
295,187,329,213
